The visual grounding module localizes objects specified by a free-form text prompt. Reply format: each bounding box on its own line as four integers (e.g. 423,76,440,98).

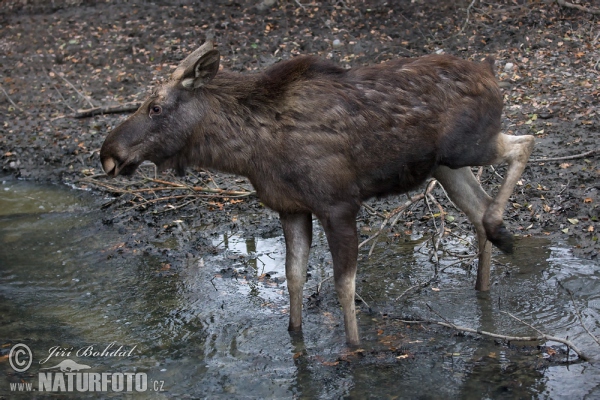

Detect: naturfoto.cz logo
7,343,165,393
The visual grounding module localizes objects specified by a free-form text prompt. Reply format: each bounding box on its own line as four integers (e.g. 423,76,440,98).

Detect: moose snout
101,157,117,176
100,145,144,177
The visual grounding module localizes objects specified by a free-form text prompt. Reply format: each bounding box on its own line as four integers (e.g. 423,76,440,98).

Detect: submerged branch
393,316,591,361
558,281,600,348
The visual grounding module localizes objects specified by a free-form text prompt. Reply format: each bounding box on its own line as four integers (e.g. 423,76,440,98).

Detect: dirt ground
0,0,598,265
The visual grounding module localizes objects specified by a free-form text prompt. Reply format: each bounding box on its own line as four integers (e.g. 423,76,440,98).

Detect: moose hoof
288,323,302,332
487,224,514,254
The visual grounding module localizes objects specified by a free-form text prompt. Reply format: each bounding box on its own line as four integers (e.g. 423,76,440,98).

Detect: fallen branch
530,149,598,163
556,0,600,15
74,102,142,118
393,316,591,361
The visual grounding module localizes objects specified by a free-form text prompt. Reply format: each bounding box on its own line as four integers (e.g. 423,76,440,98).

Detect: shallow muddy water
1,179,599,399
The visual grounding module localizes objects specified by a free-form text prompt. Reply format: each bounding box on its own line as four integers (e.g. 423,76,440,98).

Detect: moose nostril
102,158,117,175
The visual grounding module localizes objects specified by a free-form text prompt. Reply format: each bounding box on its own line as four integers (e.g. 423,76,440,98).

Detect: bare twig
556,0,600,15
358,190,428,252
305,275,333,293
147,178,254,196
294,0,306,11
530,149,598,163
393,315,591,361
396,278,436,301
0,84,25,113
115,194,195,216
74,102,142,118
43,69,77,113
355,292,372,312
558,281,600,348
460,0,478,33
81,174,255,215
425,186,445,265
82,176,255,197
51,83,76,113
51,68,95,108
362,203,386,219
501,310,545,336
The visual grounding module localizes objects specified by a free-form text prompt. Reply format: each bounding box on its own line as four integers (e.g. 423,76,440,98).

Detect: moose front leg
280,212,313,332
434,166,493,291
318,205,360,346
483,133,535,253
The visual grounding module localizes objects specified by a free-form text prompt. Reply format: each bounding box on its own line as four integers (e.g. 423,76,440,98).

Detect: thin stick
558,281,600,347
115,194,195,216
51,83,76,113
355,292,372,312
294,0,307,11
530,149,598,163
393,316,591,361
556,0,600,15
317,275,330,294
362,203,386,219
358,192,426,250
501,310,545,336
45,69,77,113
460,0,478,33
426,191,445,264
396,278,436,301
82,176,254,197
148,178,254,196
0,84,25,112
51,68,95,108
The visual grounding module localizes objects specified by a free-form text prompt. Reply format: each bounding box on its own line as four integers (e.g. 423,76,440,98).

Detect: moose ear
185,50,220,89
172,41,220,89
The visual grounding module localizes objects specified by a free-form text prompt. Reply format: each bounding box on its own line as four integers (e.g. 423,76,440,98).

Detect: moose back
101,41,534,345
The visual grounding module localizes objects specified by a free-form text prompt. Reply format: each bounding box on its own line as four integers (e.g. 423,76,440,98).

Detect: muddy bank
0,0,597,262
0,0,598,332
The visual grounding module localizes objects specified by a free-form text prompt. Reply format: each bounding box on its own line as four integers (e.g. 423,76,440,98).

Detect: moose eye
149,105,162,116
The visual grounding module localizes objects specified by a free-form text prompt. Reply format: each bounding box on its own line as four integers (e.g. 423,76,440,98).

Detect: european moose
101,41,534,345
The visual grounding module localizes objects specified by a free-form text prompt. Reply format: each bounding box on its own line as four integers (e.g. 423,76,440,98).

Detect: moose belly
358,158,437,200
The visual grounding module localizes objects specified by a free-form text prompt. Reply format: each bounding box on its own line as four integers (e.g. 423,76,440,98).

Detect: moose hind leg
483,134,534,253
280,212,313,332
434,166,493,291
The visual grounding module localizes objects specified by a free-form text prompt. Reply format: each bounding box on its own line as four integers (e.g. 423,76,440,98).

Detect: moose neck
186,71,272,180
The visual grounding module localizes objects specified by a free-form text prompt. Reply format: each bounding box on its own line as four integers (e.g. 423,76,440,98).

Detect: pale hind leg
483,134,535,253
433,166,494,291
